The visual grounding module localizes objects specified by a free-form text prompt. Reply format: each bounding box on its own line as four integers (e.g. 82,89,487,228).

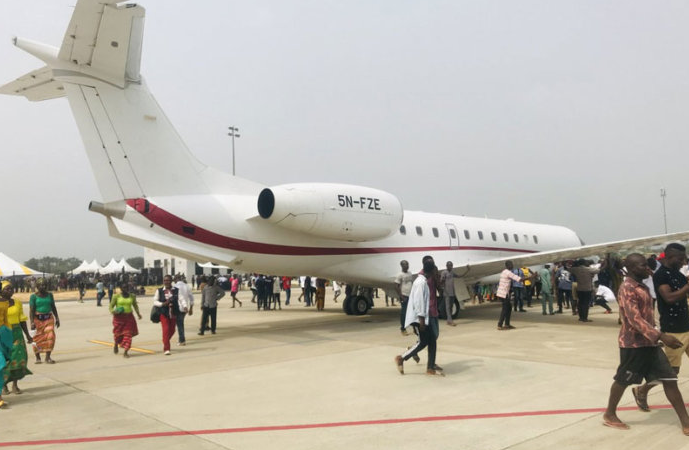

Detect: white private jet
2,1,687,317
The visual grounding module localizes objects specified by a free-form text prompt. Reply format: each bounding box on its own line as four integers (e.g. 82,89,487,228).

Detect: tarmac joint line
89,339,156,354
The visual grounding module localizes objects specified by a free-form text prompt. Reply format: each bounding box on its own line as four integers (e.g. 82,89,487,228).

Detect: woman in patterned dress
29,278,60,364
1,281,32,396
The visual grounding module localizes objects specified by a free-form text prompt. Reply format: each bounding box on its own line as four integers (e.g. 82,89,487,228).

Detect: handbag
150,305,161,323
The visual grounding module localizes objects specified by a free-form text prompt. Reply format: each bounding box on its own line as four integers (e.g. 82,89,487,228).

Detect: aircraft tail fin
1,1,221,202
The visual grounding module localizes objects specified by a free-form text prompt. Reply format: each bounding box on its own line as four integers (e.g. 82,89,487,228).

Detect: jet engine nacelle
257,183,403,242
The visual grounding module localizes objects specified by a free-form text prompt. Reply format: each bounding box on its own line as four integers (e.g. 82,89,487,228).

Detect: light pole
660,188,668,234
228,126,240,176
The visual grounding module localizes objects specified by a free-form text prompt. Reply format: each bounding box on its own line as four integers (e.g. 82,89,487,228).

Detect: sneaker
426,369,445,377
401,329,410,336
505,325,516,330
394,355,404,374
164,350,171,355
178,342,186,346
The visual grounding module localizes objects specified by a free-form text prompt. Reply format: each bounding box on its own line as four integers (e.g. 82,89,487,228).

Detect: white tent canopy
71,259,103,273
118,258,140,274
71,260,91,273
0,252,43,277
100,258,140,274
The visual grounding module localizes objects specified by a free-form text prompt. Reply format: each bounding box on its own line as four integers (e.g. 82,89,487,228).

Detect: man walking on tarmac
394,256,444,376
602,253,689,434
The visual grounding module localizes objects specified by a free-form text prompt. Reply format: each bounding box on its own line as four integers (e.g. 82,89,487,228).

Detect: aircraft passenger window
449,229,457,239
503,233,509,242
432,227,439,238
400,225,406,235
514,234,519,242
478,231,484,240
524,234,529,242
464,230,470,239
416,226,423,236
491,232,497,241
533,235,539,244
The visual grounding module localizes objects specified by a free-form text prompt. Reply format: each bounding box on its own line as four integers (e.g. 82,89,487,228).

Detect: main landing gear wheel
353,295,370,316
343,296,355,315
439,298,461,320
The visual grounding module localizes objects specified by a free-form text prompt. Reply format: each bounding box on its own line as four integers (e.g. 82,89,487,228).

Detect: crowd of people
391,243,689,436
6,243,689,438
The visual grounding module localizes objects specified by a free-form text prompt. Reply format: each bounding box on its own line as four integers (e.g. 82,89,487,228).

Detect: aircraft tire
438,298,461,320
353,295,370,316
343,296,354,315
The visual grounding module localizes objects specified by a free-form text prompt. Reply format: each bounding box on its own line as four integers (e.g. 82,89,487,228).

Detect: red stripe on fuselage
125,199,538,257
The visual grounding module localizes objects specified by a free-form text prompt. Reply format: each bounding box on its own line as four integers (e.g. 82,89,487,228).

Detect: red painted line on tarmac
0,403,682,447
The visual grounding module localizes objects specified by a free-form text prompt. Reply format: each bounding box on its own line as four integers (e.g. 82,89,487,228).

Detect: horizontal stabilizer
0,66,65,101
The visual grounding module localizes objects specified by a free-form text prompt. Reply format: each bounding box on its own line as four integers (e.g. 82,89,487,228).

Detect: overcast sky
1,0,688,264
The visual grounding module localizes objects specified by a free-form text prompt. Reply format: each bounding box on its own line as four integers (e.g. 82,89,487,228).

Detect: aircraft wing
453,230,689,281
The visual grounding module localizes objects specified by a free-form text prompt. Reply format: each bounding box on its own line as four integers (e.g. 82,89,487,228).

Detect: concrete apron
2,292,688,450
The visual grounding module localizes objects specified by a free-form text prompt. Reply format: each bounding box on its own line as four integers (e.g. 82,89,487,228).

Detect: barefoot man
603,253,689,434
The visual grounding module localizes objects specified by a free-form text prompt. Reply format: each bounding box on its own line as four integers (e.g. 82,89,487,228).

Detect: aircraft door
445,223,460,249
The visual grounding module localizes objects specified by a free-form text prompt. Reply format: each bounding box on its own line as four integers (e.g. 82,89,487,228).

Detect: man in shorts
602,253,689,434
632,243,689,410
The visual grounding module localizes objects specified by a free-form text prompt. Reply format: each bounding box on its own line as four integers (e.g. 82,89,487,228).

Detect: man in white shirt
593,281,614,314
394,260,414,336
394,257,442,376
174,275,194,346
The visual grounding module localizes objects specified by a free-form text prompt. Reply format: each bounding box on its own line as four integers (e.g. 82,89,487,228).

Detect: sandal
603,419,630,430
632,387,651,412
46,359,56,364
11,387,22,395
